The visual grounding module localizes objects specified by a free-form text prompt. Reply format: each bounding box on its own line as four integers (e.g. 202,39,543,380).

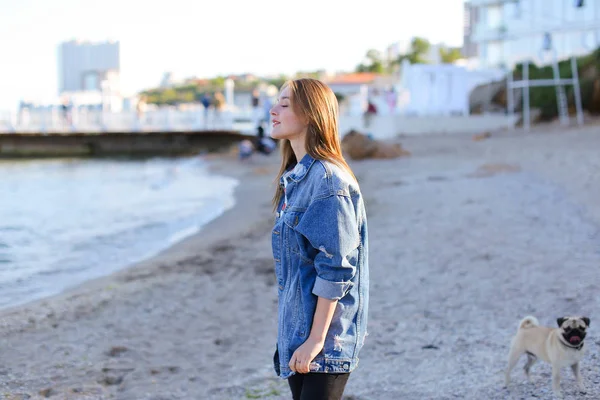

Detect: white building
467,0,600,68
463,1,480,59
57,40,122,111
58,40,120,93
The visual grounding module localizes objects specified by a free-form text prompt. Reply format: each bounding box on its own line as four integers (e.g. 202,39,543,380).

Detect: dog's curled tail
518,316,539,329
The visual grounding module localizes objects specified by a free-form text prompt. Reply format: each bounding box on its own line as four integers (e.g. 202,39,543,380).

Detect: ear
557,317,568,327
582,317,590,327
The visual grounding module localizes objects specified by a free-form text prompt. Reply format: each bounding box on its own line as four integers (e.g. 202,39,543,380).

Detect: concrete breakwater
0,130,250,158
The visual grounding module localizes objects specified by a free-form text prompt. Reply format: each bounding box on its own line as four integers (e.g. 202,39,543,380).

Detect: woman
270,78,369,400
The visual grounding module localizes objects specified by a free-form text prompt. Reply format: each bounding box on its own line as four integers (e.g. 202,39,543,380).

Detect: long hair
272,78,356,211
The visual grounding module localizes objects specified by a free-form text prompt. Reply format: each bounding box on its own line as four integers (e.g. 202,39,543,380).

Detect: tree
266,76,288,89
295,70,327,80
395,37,432,65
440,47,463,64
210,76,226,88
355,49,385,73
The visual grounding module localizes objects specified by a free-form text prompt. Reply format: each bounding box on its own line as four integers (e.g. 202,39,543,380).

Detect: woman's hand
289,337,324,374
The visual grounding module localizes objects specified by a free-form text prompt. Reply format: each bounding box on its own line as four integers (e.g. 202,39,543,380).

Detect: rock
468,163,522,178
341,130,409,160
341,130,378,160
107,345,129,357
39,388,57,397
371,143,409,159
99,375,123,386
473,132,492,141
469,79,522,114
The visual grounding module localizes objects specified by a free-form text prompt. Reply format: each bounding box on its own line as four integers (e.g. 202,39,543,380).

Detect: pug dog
505,315,590,398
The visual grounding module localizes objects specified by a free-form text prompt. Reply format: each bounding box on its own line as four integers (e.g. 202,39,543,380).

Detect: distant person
61,98,72,130
136,96,147,131
200,93,211,126
251,89,260,108
252,88,261,126
269,78,369,400
255,123,276,155
363,100,377,129
238,139,254,161
385,87,397,114
212,92,225,126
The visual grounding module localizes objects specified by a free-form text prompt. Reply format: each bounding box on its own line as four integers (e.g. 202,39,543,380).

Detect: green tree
210,76,226,88
266,74,289,89
440,47,463,64
355,49,385,73
395,37,432,65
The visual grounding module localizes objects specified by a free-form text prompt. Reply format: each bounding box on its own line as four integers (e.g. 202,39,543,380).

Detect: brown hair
272,78,356,211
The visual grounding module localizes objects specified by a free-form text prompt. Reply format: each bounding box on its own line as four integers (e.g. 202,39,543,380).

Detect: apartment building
465,0,600,68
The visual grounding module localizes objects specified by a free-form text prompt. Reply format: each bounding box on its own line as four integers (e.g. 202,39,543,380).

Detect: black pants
288,372,350,400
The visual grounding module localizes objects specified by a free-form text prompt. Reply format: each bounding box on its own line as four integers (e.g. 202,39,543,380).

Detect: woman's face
269,86,307,141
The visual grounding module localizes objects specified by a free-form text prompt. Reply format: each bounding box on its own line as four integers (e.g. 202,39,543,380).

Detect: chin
270,129,287,140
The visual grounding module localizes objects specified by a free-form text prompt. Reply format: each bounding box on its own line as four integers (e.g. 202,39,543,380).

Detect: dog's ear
582,317,590,327
557,317,568,327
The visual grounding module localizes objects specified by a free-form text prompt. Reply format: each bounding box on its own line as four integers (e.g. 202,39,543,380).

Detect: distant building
325,73,381,97
57,40,120,94
463,2,480,59
467,0,600,69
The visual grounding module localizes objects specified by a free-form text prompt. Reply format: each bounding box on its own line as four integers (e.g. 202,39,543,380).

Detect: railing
0,78,517,137
0,106,261,135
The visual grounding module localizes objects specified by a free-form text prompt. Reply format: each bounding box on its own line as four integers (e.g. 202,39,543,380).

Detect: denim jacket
272,154,369,379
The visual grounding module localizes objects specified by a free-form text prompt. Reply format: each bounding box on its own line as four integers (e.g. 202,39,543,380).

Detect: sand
1,123,599,400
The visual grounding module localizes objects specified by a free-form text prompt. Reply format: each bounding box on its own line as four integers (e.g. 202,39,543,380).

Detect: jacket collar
280,154,316,185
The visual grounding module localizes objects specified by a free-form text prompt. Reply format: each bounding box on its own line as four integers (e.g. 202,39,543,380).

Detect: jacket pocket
283,211,313,264
283,212,301,253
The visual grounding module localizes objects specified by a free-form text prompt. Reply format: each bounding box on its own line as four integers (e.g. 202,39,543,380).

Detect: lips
272,120,280,127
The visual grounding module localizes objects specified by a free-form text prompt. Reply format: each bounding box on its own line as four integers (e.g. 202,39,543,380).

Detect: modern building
57,40,120,94
463,1,480,59
466,0,600,68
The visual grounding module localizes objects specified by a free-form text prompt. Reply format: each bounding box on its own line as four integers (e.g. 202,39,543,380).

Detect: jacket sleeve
295,194,360,300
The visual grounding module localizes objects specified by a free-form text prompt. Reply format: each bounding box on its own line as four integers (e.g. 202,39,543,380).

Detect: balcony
472,22,509,42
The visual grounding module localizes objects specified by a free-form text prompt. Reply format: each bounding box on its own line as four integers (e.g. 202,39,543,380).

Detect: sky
0,0,465,112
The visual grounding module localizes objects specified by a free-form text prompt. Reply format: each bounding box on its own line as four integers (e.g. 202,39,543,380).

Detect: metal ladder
551,54,570,126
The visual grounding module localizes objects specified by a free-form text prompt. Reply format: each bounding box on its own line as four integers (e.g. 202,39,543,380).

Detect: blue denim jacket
272,154,369,379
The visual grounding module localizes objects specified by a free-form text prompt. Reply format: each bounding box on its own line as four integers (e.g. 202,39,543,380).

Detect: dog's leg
552,365,563,398
505,345,522,387
571,363,586,393
523,352,537,382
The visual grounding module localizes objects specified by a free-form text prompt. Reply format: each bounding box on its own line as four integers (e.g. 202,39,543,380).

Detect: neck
289,137,306,164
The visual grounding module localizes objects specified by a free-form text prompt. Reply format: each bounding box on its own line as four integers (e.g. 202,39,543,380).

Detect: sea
0,156,238,309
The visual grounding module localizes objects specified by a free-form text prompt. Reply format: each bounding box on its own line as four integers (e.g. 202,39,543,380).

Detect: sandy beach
1,124,600,400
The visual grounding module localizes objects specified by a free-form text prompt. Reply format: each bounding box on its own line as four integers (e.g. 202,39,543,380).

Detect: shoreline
0,151,279,334
0,153,238,312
